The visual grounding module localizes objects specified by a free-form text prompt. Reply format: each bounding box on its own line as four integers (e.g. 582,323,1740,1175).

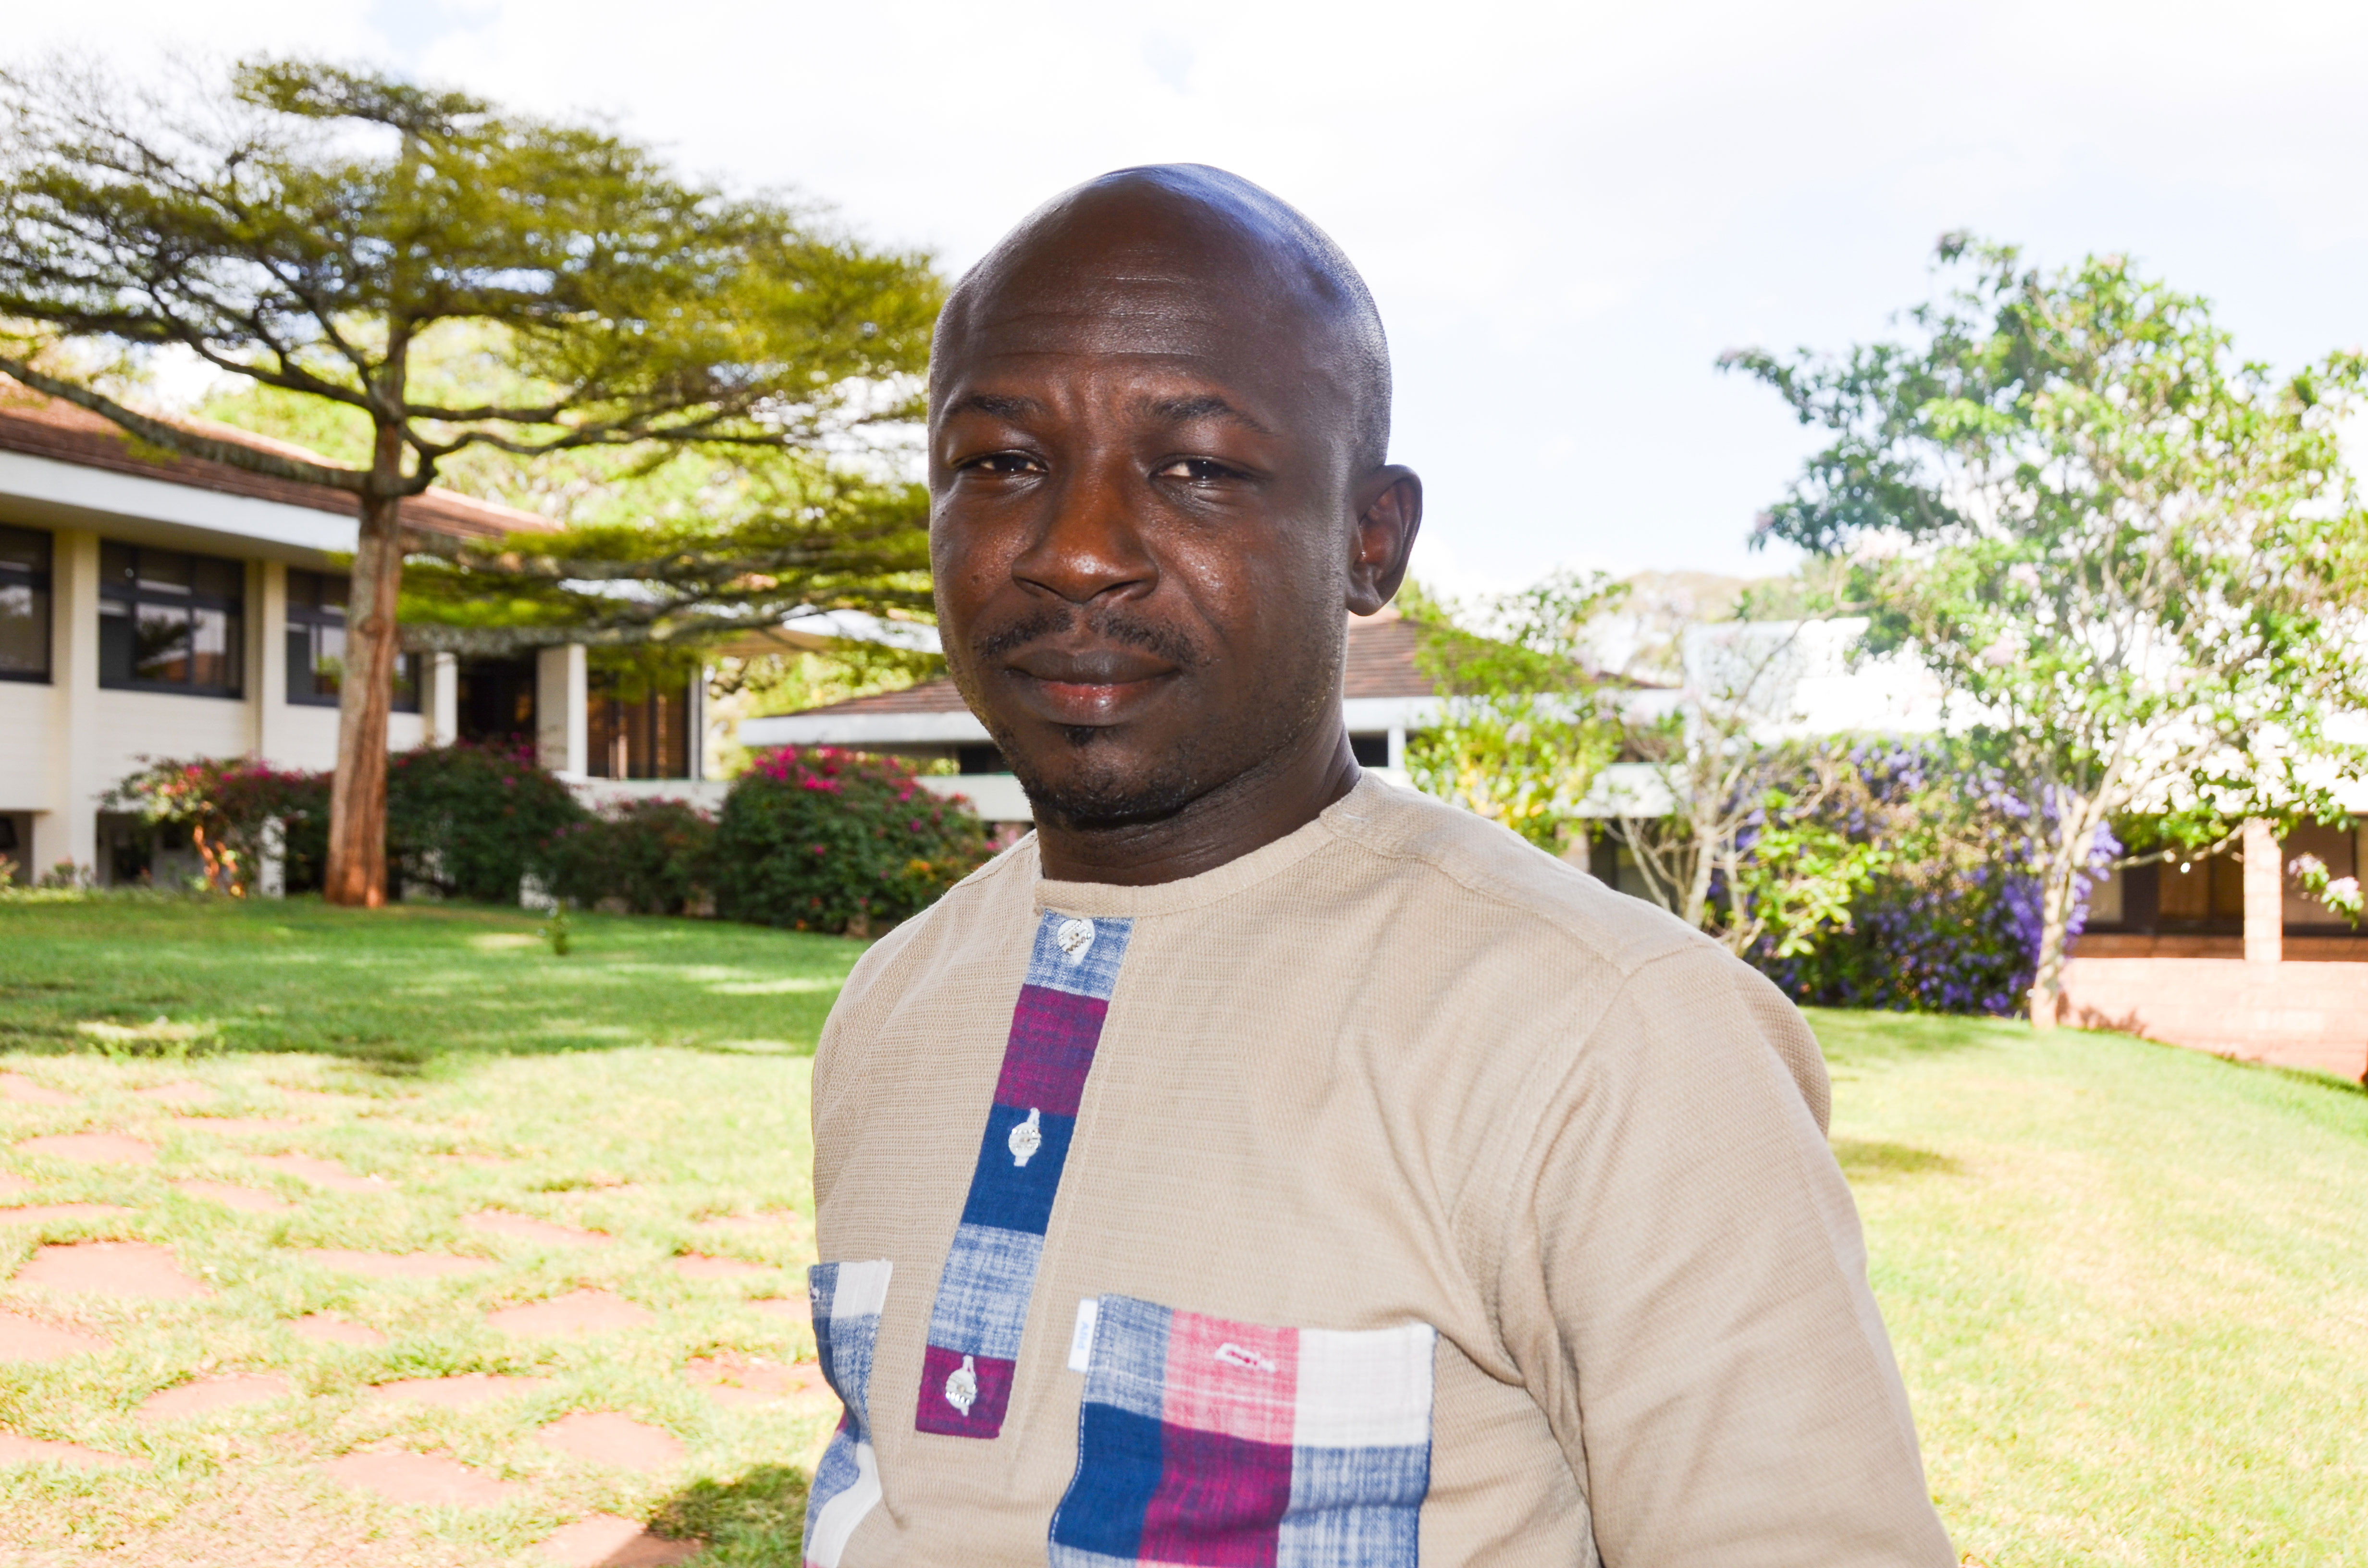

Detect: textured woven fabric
804,1259,892,1568
810,775,1955,1565
916,910,1134,1438
1049,1294,1434,1568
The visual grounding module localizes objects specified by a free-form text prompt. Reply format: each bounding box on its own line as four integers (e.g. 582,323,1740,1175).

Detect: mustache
973,606,1205,671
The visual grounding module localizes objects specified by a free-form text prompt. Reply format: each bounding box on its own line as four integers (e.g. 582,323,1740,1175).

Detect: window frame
284,567,420,713
97,541,246,699
0,525,53,685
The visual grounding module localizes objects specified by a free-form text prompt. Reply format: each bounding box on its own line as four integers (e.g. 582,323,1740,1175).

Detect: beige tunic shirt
809,774,1953,1566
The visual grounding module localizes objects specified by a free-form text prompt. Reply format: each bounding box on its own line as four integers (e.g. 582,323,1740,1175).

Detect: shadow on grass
1801,1006,2022,1071
645,1462,810,1565
1830,1137,1964,1181
0,895,857,1068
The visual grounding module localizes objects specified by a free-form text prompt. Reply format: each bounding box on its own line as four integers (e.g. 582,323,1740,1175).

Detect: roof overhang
0,446,360,564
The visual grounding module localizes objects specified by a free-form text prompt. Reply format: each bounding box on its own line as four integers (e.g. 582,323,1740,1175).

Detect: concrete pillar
535,643,587,778
424,652,458,746
35,530,101,877
250,558,289,765
685,665,707,781
2244,817,2282,965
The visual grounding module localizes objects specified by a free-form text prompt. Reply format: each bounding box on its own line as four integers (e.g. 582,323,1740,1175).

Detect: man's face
928,212,1372,829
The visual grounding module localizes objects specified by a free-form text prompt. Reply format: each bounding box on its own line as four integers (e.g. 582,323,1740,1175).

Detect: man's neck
1032,727,1361,887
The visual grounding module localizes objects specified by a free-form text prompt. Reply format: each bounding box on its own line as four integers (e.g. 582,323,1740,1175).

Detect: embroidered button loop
945,1354,979,1416
1009,1107,1044,1166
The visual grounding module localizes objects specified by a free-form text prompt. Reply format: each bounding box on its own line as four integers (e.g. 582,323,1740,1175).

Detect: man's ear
1346,466,1423,615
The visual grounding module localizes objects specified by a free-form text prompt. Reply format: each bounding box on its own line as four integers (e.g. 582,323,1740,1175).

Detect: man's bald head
933,164,1392,472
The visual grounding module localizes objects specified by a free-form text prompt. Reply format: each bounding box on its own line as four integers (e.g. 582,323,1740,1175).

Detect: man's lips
998,647,1180,723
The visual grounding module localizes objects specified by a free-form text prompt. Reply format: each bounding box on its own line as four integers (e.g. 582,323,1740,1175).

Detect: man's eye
967,453,1040,475
1155,458,1233,482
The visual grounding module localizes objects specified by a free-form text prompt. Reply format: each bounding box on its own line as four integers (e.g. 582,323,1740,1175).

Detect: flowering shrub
548,797,718,916
103,757,330,894
385,742,587,904
715,747,992,934
1747,743,2114,1016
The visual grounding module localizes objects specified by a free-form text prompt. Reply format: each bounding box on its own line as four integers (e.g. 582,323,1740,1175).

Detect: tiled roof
0,381,555,543
783,611,1440,719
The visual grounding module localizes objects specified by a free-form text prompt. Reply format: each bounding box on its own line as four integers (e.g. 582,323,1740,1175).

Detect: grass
1,899,2365,1563
0,898,860,1566
1811,1007,2368,1566
0,897,858,1065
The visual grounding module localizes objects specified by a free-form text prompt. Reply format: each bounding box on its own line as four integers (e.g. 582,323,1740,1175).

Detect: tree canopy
0,56,943,905
1727,235,2368,1024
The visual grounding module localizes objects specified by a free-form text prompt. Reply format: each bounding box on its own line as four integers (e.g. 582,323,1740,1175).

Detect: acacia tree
1727,236,2368,1026
0,58,939,905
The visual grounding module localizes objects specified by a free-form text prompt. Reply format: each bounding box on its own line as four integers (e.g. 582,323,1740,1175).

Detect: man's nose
1010,457,1156,606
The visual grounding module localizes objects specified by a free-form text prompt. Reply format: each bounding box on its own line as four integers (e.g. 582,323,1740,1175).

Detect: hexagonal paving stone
14,1242,209,1299
538,1515,702,1567
0,1310,112,1362
682,1354,829,1409
0,1074,76,1107
16,1133,154,1164
486,1289,654,1337
0,1433,136,1469
323,1450,522,1507
536,1412,685,1473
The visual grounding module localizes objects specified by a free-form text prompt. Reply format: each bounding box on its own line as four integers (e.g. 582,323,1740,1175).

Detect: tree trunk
322,427,408,907
2025,826,2085,1031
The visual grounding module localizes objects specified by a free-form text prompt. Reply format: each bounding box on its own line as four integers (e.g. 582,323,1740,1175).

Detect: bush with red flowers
715,747,992,934
385,742,587,904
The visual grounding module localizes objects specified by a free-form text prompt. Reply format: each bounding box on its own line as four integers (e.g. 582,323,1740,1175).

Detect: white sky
13,1,2368,594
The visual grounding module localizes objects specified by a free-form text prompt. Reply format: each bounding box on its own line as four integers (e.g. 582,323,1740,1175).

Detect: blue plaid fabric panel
1026,911,1135,1000
803,1259,891,1568
1277,1443,1432,1568
925,1222,1045,1361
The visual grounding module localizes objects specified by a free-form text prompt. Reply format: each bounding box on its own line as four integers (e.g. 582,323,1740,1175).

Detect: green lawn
1,899,2365,1564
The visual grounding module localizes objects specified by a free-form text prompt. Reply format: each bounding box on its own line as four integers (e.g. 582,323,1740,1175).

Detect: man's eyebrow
947,392,1044,420
1141,394,1275,436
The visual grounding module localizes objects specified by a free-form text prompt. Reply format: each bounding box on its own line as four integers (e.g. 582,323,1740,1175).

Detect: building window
284,569,419,712
0,526,51,683
98,542,245,697
588,669,691,779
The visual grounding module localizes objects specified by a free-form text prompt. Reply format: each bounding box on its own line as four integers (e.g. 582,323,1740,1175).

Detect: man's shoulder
1328,777,1713,982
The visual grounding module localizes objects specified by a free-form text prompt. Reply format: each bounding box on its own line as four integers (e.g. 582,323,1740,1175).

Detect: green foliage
0,55,944,651
102,757,330,894
549,797,719,916
1400,575,1623,853
384,743,587,904
1727,235,2368,1017
714,748,991,935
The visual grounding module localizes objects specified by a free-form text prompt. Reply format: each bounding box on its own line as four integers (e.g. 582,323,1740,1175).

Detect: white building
0,386,708,884
738,609,1443,826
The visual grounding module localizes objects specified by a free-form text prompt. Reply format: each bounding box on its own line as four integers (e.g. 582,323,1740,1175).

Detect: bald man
802,166,1953,1568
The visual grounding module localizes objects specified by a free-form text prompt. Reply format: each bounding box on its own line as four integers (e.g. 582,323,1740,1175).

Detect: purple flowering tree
1729,237,2368,1026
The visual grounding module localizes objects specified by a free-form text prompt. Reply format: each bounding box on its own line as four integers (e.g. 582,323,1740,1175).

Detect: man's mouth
1000,647,1180,724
